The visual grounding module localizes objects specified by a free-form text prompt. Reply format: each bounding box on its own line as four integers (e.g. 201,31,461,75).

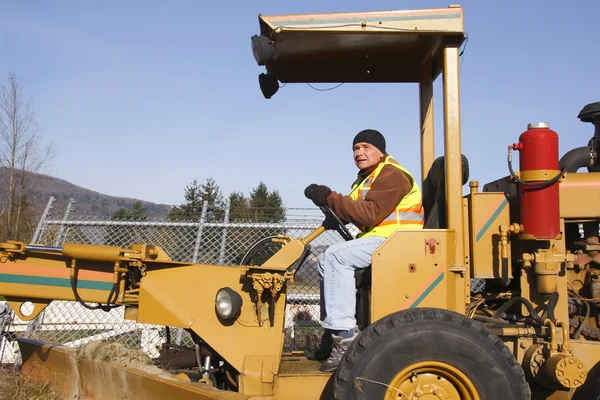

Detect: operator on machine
304,128,425,372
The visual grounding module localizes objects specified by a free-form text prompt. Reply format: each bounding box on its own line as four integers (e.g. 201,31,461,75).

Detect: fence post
55,198,75,246
179,201,209,345
31,196,55,244
192,201,209,264
175,328,184,346
218,198,231,265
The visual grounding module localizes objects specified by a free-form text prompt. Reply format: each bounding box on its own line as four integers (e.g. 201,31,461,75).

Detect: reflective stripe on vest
350,156,424,238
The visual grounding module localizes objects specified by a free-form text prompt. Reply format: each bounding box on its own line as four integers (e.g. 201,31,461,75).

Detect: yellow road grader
1,4,600,400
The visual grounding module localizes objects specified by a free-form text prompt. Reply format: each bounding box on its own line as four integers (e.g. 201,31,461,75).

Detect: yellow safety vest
349,156,424,238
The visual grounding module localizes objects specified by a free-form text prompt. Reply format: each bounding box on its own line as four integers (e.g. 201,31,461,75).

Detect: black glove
304,183,332,207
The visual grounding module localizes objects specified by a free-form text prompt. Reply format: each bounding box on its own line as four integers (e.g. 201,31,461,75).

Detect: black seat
353,155,470,329
422,155,470,229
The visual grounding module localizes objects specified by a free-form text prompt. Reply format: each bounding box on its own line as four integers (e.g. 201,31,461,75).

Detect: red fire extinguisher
508,122,563,240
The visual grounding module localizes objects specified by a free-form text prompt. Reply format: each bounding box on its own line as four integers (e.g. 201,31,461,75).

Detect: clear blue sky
1,1,599,210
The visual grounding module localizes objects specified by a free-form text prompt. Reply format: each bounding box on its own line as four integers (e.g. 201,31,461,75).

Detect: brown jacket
326,155,413,228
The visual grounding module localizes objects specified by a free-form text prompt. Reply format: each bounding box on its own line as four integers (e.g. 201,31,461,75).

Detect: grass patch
0,365,62,400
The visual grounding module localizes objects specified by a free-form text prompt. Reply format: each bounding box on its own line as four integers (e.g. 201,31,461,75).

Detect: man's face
353,142,384,170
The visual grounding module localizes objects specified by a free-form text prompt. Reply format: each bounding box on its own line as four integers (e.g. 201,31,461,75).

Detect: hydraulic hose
547,292,559,322
473,315,512,326
572,299,591,340
492,296,546,325
501,258,510,287
70,275,119,311
508,150,565,187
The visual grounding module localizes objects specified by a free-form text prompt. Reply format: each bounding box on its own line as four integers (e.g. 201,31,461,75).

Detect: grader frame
1,4,599,400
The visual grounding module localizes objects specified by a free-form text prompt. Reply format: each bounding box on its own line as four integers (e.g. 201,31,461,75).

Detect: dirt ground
75,340,154,370
0,341,156,399
0,365,62,400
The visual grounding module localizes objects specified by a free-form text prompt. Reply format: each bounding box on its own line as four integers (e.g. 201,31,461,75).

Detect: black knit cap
352,129,386,153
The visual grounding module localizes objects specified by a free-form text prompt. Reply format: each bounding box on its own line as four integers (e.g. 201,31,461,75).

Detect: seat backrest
422,155,470,229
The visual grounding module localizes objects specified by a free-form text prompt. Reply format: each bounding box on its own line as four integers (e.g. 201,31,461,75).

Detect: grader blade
17,338,249,400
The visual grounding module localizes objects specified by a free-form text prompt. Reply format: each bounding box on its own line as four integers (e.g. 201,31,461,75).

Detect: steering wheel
319,205,354,241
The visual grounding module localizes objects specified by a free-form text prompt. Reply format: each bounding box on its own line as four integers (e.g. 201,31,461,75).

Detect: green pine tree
227,182,286,266
168,179,205,221
249,182,286,222
109,201,148,247
111,201,148,221
200,177,225,220
228,191,250,222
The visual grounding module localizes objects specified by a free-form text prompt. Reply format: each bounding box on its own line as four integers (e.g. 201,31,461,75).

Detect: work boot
314,330,333,361
319,327,360,372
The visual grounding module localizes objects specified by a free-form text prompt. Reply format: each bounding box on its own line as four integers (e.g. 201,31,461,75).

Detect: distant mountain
0,167,172,219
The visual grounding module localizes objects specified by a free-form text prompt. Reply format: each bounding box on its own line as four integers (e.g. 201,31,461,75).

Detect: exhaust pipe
559,146,595,173
558,102,600,173
579,102,600,172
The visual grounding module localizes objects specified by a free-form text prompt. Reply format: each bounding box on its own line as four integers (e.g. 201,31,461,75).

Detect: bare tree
0,72,56,240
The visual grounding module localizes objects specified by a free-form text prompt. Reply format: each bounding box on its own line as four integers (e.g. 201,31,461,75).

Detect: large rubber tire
333,308,531,400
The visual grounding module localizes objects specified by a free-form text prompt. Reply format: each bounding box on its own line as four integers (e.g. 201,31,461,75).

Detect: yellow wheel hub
384,361,480,400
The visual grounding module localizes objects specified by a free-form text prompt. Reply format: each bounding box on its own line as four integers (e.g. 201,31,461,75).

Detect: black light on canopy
258,72,279,99
251,34,279,99
251,35,274,66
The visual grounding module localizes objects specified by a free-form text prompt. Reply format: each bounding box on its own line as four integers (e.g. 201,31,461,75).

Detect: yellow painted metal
275,358,332,400
136,264,286,380
62,243,132,262
0,241,194,317
419,59,435,186
18,338,249,400
259,239,304,271
371,230,456,322
569,340,600,393
0,249,109,300
384,361,480,400
257,6,465,83
443,44,466,275
559,172,600,218
544,219,570,326
468,192,512,279
518,223,570,331
520,169,563,182
6,298,50,320
531,249,573,295
458,197,471,307
301,225,325,245
240,355,277,396
2,5,600,400
1,281,110,304
519,266,570,331
259,7,464,34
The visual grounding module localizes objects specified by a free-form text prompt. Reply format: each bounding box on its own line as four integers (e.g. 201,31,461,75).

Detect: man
304,129,424,372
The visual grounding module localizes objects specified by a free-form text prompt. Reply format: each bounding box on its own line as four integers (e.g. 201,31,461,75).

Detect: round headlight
251,35,274,66
215,287,242,321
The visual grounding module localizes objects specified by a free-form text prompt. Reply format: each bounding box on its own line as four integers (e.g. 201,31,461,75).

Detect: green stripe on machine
0,274,112,291
476,199,509,242
410,272,444,309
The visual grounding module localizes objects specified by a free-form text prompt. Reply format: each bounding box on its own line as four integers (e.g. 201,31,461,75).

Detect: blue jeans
317,236,386,331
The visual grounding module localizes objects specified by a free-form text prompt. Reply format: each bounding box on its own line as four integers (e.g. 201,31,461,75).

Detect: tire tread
334,308,531,400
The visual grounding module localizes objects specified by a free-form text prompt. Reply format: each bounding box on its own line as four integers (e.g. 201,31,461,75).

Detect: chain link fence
1,197,485,365
1,198,349,364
